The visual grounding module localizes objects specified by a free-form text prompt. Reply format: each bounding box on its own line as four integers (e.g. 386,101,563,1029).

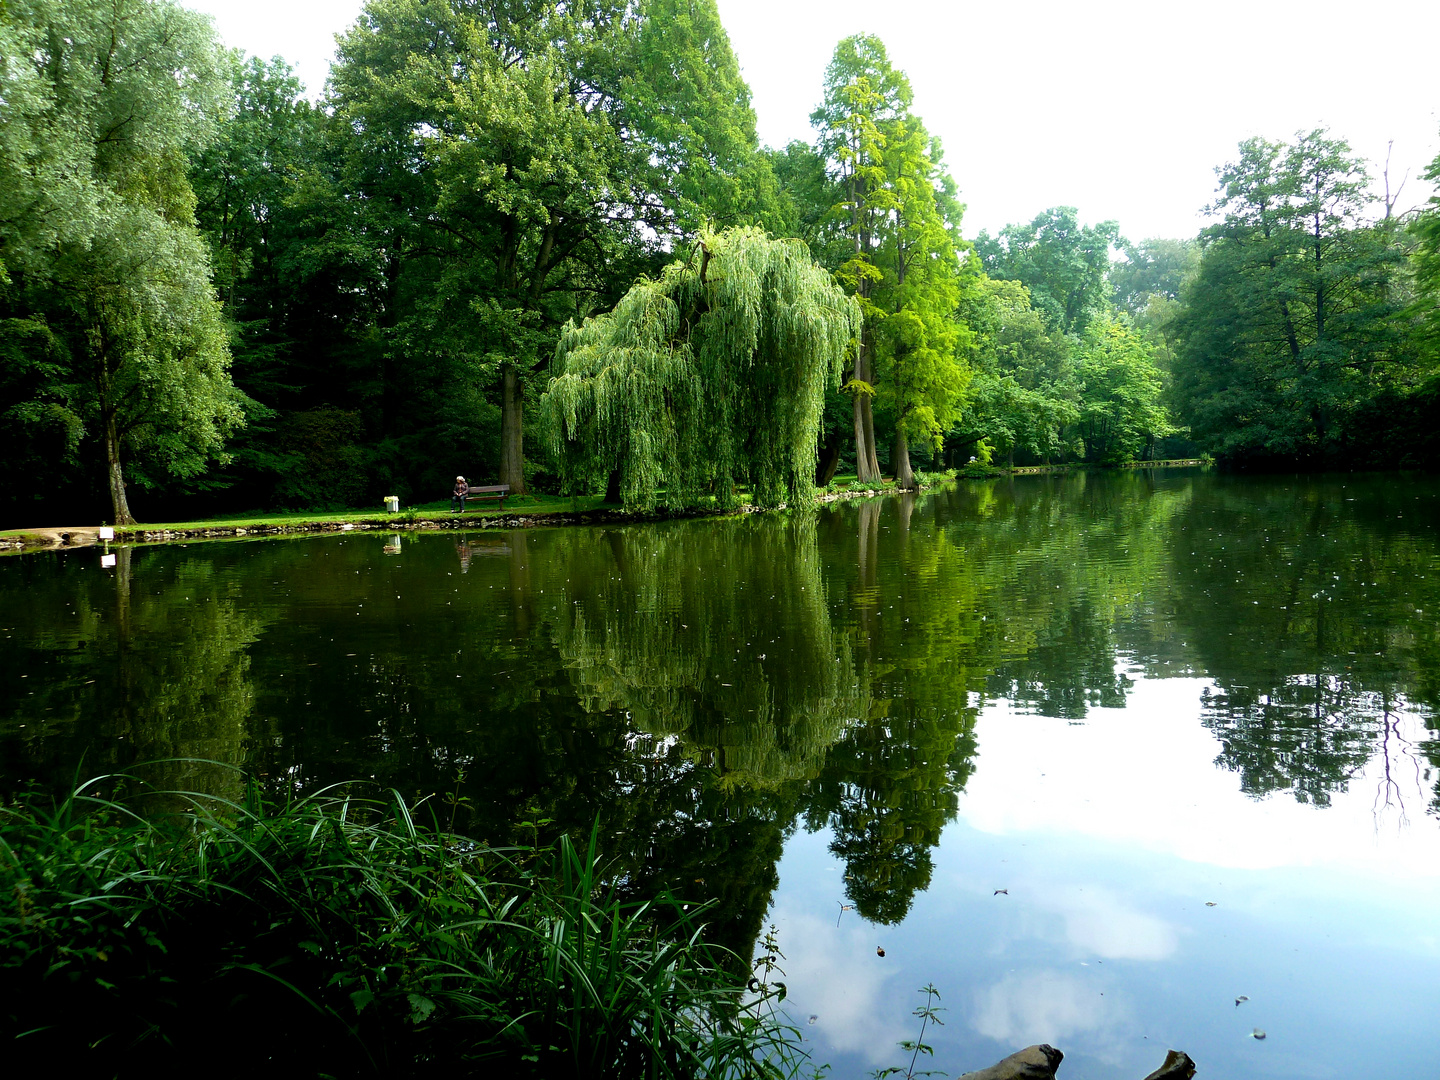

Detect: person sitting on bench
451,475,469,513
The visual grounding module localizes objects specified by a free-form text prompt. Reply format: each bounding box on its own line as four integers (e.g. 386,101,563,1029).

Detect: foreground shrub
0,776,803,1078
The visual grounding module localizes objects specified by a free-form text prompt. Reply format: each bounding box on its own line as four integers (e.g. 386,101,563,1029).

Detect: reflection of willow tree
540,513,864,956
1166,477,1440,807
0,547,259,802
549,514,862,788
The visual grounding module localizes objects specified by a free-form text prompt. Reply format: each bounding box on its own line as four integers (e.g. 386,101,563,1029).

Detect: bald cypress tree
540,227,860,512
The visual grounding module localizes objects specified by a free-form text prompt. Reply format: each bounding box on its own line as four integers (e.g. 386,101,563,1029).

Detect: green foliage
975,207,1123,335
1074,315,1175,464
541,227,860,511
1171,130,1418,465
272,407,369,509
872,985,945,1080
0,777,805,1078
1413,149,1440,354
0,0,244,524
809,34,973,485
1110,237,1199,319
329,0,785,497
961,277,1080,464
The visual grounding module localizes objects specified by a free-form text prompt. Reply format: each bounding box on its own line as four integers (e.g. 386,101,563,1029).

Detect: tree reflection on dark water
3,469,1440,962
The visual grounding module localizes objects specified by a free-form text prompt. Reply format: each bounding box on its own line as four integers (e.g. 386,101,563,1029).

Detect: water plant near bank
0,773,805,1078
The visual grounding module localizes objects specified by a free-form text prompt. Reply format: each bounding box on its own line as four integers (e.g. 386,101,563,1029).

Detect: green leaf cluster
1171,130,1420,464
0,0,244,523
541,226,860,511
0,778,805,1077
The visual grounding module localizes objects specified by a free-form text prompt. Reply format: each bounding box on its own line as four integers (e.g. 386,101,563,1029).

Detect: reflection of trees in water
0,546,259,803
536,515,864,957
1200,677,1397,807
810,495,998,922
953,471,1188,716
1165,476,1440,809
536,505,988,930
547,515,862,789
803,703,978,923
11,470,1440,969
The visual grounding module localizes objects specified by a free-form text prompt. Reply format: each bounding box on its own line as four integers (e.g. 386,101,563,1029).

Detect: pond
3,469,1440,1078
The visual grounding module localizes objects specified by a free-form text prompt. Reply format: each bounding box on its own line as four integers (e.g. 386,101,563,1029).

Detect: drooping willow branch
540,227,862,512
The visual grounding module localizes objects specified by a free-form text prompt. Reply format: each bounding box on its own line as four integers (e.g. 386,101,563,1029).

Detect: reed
0,772,806,1078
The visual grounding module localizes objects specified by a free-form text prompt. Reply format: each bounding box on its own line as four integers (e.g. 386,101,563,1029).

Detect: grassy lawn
1,473,962,543
0,493,617,539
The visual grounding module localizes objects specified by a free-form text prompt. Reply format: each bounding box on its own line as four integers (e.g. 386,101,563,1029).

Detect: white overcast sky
186,0,1440,241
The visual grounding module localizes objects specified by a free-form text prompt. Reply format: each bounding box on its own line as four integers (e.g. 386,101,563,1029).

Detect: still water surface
3,469,1440,1078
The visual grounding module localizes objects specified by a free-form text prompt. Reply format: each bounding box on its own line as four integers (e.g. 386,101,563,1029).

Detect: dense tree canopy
975,207,1123,335
5,1,1440,527
0,0,243,524
1171,131,1420,465
540,227,860,510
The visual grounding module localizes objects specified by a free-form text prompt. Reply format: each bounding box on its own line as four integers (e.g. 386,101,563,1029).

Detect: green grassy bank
0,473,951,550
0,463,1208,551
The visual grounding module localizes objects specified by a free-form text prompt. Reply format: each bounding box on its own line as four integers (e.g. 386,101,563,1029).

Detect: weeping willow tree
541,227,861,511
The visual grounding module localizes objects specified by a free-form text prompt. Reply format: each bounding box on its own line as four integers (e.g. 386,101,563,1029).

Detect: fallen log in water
958,1044,1064,1079
957,1045,1196,1080
1141,1050,1197,1079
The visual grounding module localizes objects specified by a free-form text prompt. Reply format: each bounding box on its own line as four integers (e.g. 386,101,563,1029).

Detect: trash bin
384,495,400,513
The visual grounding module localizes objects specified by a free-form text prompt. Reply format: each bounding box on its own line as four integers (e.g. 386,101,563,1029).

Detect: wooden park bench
454,483,510,511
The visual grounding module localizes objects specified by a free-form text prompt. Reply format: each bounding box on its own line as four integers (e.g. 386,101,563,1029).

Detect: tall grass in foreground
0,774,806,1078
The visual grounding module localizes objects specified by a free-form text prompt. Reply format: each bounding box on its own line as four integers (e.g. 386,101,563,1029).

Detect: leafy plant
0,771,809,1078
872,985,945,1079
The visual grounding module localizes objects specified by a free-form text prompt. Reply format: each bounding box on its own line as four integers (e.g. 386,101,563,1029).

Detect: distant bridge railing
1004,458,1206,476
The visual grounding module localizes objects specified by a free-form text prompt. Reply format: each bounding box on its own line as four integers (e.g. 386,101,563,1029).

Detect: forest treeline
3,0,1440,526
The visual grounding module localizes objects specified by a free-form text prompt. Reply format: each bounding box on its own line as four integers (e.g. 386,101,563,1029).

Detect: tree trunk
605,467,621,503
851,336,882,484
892,426,916,489
860,394,881,479
104,412,135,525
897,489,915,534
853,392,876,485
499,363,526,495
115,543,133,645
815,431,843,487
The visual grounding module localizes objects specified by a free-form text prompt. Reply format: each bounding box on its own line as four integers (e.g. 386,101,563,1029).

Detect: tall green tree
1408,146,1440,356
812,36,897,484
1073,314,1173,463
329,0,778,497
1173,131,1412,463
0,0,242,524
872,122,972,487
959,277,1079,466
540,227,860,511
975,206,1122,335
188,54,371,510
811,34,971,487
